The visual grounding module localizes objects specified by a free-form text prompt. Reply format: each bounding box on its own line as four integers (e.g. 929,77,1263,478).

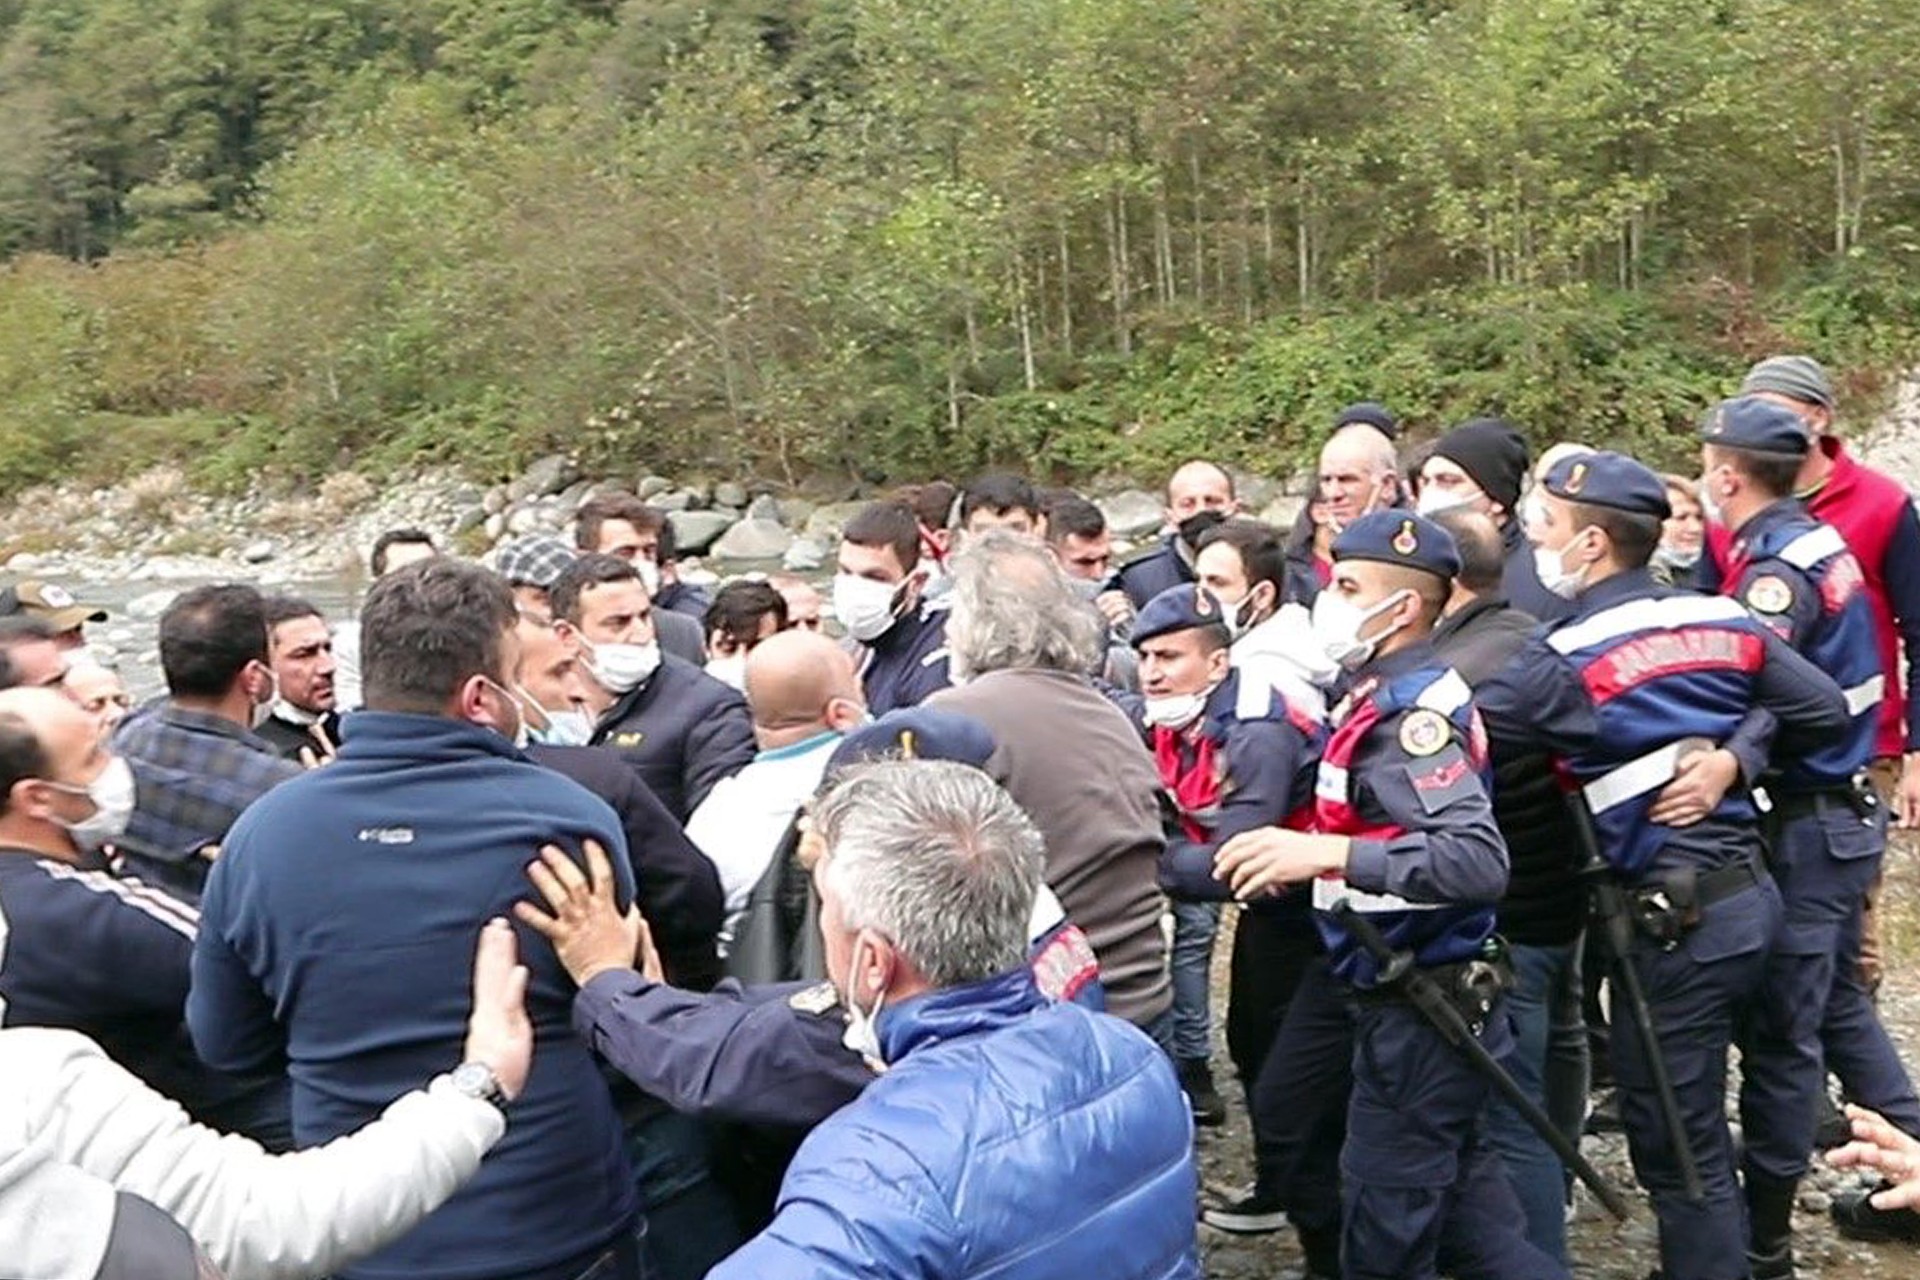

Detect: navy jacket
856,602,952,715
187,713,638,1280
655,579,713,622
591,653,756,821
1478,570,1849,881
0,852,290,1146
528,742,724,988
1113,536,1193,611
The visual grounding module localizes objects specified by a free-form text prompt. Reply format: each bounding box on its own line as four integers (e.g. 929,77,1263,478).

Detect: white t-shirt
686,732,842,933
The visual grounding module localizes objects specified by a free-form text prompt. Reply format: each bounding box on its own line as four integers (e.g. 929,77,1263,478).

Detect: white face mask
47,756,136,852
1310,589,1411,671
635,556,662,596
1069,575,1105,603
1533,532,1594,601
833,574,903,644
1655,544,1701,571
1416,486,1479,518
581,637,661,695
840,937,889,1070
1143,690,1209,729
705,652,748,691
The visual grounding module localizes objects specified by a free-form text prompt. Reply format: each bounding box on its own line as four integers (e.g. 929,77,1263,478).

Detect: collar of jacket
1728,496,1805,555
1570,565,1660,616
1432,594,1513,646
876,966,1047,1063
335,710,521,764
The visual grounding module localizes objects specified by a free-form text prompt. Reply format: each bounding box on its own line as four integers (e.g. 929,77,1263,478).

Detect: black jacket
590,653,756,821
252,711,343,762
1432,595,1585,947
527,743,725,989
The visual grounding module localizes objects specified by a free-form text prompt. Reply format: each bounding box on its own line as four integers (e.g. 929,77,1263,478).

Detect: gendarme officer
1478,451,1849,1280
1213,510,1558,1280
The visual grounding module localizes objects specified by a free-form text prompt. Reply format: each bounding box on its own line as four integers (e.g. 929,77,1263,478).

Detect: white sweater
0,1028,504,1280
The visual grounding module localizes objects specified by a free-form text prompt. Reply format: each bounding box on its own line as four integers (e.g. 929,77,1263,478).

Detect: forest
2,0,1918,494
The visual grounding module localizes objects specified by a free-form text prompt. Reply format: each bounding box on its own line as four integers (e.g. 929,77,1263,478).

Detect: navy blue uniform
1112,535,1193,610
1479,569,1849,1280
1725,501,1920,1186
855,601,952,715
1311,644,1556,1280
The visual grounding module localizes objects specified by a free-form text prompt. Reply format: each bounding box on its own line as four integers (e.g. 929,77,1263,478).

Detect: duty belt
1619,857,1764,949
1352,941,1514,1036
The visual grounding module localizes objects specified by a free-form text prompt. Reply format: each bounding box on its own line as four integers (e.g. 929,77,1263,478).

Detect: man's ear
1206,645,1232,683
10,778,52,824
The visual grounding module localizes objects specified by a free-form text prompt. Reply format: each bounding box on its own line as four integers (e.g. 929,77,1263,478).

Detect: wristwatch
449,1061,510,1114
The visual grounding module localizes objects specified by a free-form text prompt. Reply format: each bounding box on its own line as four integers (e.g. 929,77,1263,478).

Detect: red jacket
1706,437,1920,757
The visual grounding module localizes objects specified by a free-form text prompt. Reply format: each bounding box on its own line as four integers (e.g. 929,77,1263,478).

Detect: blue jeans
624,1108,740,1280
1170,900,1221,1061
1480,939,1588,1265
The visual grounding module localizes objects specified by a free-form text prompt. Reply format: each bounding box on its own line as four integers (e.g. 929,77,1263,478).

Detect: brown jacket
931,669,1171,1026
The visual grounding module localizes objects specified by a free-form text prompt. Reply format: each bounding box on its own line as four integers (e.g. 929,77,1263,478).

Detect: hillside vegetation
2,0,1918,493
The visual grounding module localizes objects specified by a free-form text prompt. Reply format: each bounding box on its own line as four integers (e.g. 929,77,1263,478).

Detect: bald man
1108,460,1241,616
686,631,871,931
1279,422,1404,607
0,688,292,1147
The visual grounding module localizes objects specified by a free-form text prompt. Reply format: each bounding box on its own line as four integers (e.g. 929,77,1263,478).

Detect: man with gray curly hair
931,533,1173,1039
709,759,1199,1279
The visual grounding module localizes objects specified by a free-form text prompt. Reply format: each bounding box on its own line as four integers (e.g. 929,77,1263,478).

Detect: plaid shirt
112,702,301,902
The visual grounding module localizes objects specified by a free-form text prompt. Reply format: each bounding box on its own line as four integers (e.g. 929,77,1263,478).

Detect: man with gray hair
929,532,1172,1038
708,759,1198,1278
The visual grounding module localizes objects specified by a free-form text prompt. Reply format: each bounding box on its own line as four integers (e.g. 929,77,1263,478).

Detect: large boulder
803,501,869,545
637,474,673,500
1099,489,1164,539
507,454,579,503
782,537,826,572
745,494,784,523
667,510,735,554
1231,471,1281,515
713,481,749,510
711,518,794,562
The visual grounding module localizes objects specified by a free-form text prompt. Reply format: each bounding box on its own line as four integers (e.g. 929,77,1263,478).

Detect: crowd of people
8,352,1920,1280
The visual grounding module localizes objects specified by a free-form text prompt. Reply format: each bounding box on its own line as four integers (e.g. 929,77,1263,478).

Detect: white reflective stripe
1777,524,1847,571
920,647,949,669
1581,742,1681,816
1415,669,1472,716
1312,874,1448,915
1316,761,1349,802
1235,672,1272,721
1549,595,1751,655
1845,674,1886,718
39,863,199,939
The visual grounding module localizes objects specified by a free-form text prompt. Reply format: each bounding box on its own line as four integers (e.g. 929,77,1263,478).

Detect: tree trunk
1190,147,1205,306
1015,258,1037,391
1057,216,1074,357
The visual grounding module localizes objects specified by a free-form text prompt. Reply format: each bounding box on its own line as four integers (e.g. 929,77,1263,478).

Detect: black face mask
1177,509,1229,552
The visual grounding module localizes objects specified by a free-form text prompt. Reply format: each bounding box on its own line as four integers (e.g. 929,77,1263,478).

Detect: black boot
1833,1182,1920,1242
1746,1174,1797,1280
1177,1057,1226,1127
1296,1223,1340,1280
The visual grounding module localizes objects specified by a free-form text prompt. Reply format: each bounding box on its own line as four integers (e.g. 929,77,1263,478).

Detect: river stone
241,539,276,564
653,490,693,513
713,481,749,510
125,589,178,620
803,501,868,545
746,494,784,523
711,518,793,562
505,506,545,536
452,506,487,535
557,479,597,510
484,512,507,541
667,510,734,554
637,475,673,500
507,454,578,502
1099,489,1164,539
782,537,826,572
1257,495,1305,529
6,552,41,572
1232,471,1280,514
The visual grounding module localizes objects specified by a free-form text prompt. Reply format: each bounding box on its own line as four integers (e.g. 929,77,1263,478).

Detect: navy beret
1131,584,1230,648
1700,396,1812,459
827,707,996,774
1542,450,1671,519
1330,511,1461,581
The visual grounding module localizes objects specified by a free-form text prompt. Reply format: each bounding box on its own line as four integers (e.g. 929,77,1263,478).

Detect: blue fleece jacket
187,712,638,1280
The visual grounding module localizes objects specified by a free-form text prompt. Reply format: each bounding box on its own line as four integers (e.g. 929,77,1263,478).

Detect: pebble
241,539,276,564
